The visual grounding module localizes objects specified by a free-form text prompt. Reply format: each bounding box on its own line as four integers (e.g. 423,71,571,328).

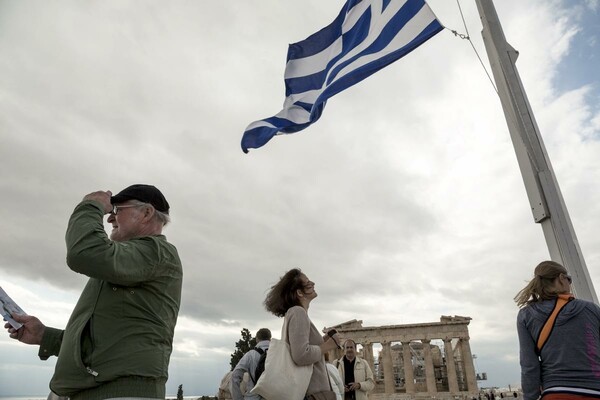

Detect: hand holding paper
4,313,46,345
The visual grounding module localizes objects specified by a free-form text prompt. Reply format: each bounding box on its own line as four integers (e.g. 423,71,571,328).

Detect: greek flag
241,0,443,153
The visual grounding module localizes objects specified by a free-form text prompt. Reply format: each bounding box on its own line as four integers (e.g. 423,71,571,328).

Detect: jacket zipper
85,280,103,377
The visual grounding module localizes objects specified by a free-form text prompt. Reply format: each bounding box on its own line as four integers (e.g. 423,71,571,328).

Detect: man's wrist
38,327,63,360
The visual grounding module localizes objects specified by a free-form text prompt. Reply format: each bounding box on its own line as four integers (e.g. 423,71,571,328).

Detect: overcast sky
1,0,599,397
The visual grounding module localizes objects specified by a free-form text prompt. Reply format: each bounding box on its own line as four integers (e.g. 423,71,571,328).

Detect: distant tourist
514,260,600,400
4,185,182,400
231,328,272,400
325,353,344,400
264,268,342,399
334,339,375,400
219,371,234,400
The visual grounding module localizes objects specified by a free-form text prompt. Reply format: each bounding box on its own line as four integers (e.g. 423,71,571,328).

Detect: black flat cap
111,184,170,214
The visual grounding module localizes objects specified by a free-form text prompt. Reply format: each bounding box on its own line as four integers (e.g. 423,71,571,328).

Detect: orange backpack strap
535,294,574,354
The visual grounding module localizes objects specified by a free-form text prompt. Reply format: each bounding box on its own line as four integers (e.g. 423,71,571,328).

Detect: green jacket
39,200,182,400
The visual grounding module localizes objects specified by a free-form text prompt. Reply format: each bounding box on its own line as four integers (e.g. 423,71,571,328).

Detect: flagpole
474,0,598,303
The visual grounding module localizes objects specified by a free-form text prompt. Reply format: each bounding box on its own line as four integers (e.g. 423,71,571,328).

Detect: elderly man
335,340,375,400
231,328,272,400
5,184,183,400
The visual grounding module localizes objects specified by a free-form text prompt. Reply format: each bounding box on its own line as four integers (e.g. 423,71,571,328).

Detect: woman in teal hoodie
515,260,600,400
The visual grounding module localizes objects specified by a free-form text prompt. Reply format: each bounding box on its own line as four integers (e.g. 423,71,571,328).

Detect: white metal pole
474,0,598,303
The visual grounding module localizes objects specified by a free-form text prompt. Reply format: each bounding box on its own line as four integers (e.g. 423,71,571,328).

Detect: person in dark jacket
515,260,600,400
5,184,183,400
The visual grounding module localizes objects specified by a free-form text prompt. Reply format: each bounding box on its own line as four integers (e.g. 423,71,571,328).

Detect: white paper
0,286,26,329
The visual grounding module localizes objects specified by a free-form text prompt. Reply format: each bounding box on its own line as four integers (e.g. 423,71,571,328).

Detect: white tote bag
250,315,313,400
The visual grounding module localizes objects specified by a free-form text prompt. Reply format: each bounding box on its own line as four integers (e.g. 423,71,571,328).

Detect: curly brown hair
514,260,568,308
264,268,306,317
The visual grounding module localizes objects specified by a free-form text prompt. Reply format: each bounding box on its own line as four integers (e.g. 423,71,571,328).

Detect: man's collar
256,340,270,348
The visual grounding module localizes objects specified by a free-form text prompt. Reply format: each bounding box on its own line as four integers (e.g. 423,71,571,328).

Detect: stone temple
326,315,478,399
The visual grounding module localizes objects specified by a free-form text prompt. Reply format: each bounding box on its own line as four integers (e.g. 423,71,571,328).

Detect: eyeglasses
564,274,572,284
111,204,145,215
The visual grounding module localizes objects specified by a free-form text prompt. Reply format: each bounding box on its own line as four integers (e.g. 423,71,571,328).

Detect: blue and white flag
241,0,443,153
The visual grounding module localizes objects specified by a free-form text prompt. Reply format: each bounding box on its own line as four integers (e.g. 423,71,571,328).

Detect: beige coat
286,306,330,396
335,356,375,400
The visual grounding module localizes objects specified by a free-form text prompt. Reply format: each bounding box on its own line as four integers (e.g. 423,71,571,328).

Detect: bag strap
249,347,265,384
535,293,574,354
281,314,290,342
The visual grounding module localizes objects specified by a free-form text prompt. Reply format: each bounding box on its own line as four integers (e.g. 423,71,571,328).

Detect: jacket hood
528,297,588,325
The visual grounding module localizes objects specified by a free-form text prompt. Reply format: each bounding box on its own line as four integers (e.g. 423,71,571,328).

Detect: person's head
255,328,272,342
514,260,571,308
107,184,171,242
264,268,317,317
343,339,357,361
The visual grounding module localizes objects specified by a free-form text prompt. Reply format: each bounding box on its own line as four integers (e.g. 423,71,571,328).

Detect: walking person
263,268,342,400
515,260,600,400
5,184,183,400
231,328,272,400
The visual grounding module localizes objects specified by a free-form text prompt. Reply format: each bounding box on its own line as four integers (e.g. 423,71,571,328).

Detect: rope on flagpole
447,0,498,94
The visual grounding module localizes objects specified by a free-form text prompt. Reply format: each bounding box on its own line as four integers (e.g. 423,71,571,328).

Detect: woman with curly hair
264,268,341,399
515,260,600,400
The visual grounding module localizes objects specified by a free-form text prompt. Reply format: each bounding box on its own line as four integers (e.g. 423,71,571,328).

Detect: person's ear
142,205,155,221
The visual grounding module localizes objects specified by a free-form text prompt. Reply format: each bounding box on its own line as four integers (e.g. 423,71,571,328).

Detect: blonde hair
514,260,568,308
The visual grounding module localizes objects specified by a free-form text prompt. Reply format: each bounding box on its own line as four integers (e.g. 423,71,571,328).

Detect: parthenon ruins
326,315,478,399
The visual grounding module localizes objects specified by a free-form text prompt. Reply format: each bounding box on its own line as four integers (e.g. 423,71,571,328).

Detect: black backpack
250,347,268,384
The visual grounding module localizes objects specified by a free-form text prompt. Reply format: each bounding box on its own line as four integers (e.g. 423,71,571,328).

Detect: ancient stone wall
327,316,478,399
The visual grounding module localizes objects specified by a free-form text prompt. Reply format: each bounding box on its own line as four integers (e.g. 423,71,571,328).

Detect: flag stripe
286,11,345,61
241,0,443,153
319,19,444,105
285,37,344,80
285,10,372,95
324,6,441,95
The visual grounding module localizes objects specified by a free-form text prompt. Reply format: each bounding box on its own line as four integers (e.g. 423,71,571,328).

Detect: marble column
443,338,459,393
459,337,478,393
382,342,395,394
362,342,375,377
401,341,415,394
422,339,437,394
